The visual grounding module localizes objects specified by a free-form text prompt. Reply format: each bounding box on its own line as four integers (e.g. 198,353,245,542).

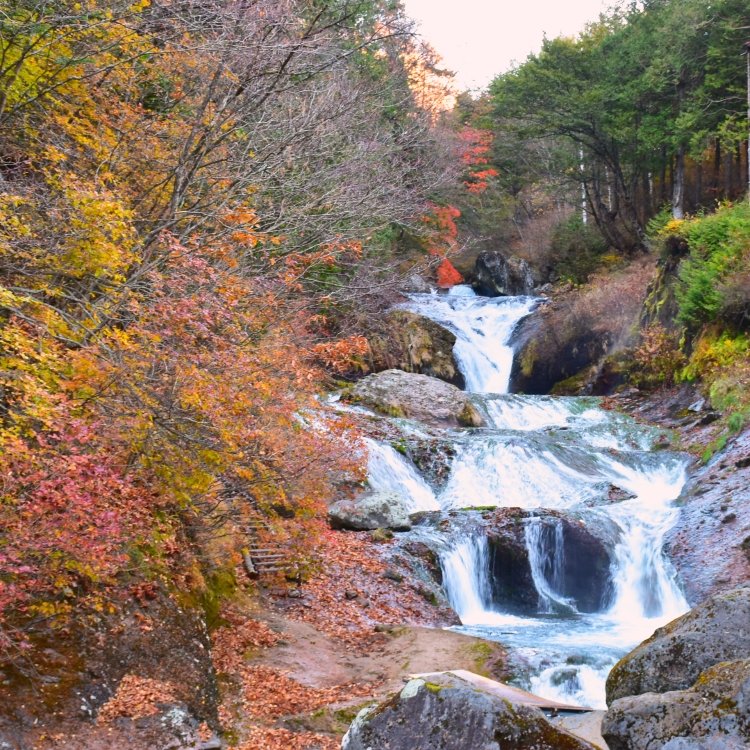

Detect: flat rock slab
551,711,609,749
410,670,594,712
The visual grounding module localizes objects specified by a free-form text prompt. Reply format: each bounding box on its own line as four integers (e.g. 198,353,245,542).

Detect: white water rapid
403,286,537,393
364,438,440,513
366,285,689,709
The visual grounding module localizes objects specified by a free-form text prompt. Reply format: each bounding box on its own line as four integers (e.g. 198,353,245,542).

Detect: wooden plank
409,670,594,713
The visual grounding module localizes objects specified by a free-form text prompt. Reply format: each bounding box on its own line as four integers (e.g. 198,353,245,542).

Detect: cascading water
404,287,537,393
440,536,494,625
524,518,577,615
364,438,440,513
388,284,689,709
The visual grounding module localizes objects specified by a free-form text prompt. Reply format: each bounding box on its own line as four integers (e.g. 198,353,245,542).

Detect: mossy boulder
342,674,598,750
347,370,484,428
509,310,614,395
606,586,750,704
368,310,464,388
603,659,750,750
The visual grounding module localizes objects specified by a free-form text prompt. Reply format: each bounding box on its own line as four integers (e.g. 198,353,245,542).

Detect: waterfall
365,438,440,513
441,537,494,624
598,456,688,623
403,286,536,394
524,518,577,615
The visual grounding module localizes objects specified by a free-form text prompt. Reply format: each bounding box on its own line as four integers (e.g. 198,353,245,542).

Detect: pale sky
403,0,612,92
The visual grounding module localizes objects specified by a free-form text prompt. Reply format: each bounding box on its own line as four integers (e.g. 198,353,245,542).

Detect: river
365,285,689,709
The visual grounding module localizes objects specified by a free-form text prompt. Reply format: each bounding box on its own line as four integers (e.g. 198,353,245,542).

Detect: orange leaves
236,726,339,750
459,127,499,193
212,617,281,675
436,258,463,289
420,203,461,257
241,666,371,720
225,207,285,249
311,336,370,374
97,675,177,724
283,530,440,645
212,608,369,750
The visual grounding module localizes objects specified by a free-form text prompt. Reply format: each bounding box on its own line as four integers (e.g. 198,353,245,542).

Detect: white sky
403,0,612,92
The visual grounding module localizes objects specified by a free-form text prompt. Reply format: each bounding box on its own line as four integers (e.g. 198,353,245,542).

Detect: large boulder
606,586,750,703
602,659,750,750
328,491,413,531
347,370,483,428
342,674,598,750
487,509,613,615
472,251,535,297
509,309,613,395
368,310,464,387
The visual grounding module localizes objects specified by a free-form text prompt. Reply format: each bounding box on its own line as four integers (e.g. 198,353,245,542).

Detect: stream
366,285,690,709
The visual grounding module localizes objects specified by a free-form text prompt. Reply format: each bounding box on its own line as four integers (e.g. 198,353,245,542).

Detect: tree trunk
672,145,685,219
712,140,721,199
694,161,702,211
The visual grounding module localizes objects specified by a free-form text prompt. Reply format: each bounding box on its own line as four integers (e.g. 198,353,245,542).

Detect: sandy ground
256,611,508,696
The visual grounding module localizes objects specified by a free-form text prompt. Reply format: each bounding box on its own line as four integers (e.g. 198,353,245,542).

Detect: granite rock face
603,659,750,750
665,426,750,605
486,508,614,615
328,491,413,531
472,251,535,297
605,586,750,703
368,310,464,388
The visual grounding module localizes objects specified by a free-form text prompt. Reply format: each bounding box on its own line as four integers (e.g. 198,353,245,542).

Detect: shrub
674,202,750,330
550,214,608,283
631,323,686,388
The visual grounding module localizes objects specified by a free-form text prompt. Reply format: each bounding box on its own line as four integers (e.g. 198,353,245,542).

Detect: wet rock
472,251,535,297
486,508,538,613
370,527,394,542
328,491,413,531
401,274,432,294
368,310,464,387
347,370,483,428
404,437,456,489
606,586,750,703
509,310,614,395
665,427,750,603
486,509,613,614
342,674,598,750
603,659,750,750
608,485,637,503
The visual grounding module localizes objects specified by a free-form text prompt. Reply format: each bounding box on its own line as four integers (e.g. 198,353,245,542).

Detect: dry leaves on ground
96,674,177,724
284,530,441,644
233,725,339,750
241,665,372,719
212,613,281,674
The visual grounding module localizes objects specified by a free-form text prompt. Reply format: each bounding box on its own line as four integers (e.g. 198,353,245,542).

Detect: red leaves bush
436,258,463,288
0,417,160,655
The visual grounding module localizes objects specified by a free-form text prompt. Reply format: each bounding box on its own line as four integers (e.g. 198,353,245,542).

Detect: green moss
519,342,537,378
550,368,592,395
391,439,408,455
